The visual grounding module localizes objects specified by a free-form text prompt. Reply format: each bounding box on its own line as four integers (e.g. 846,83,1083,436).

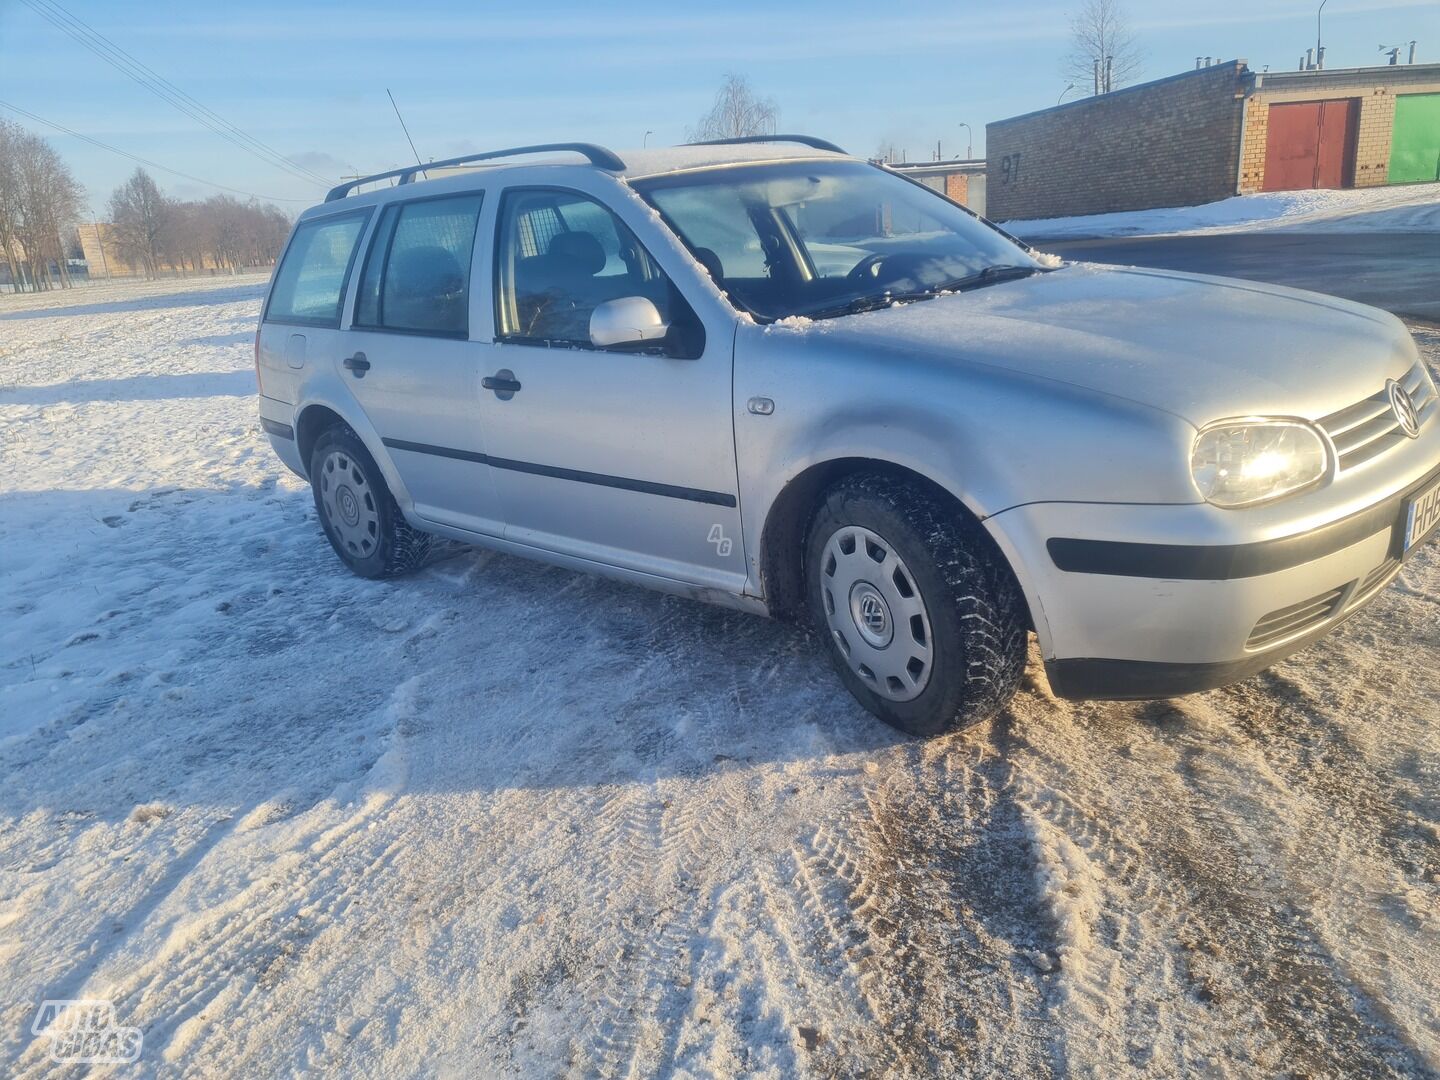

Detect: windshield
634,160,1038,321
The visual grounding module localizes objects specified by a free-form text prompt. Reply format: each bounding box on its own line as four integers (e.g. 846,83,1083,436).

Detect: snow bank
1006,182,1440,240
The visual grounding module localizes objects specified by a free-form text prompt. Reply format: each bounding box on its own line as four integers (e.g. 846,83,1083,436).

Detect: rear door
339,191,503,537
1389,93,1440,184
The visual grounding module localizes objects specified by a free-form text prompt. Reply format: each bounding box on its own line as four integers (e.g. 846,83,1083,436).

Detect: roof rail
324,142,627,202
684,134,849,155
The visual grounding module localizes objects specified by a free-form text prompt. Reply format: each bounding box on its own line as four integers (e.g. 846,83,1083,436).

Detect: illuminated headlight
1191,420,1330,508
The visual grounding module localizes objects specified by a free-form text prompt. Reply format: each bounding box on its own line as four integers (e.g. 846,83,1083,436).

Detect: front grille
1319,361,1438,472
1246,585,1346,651
1347,557,1401,610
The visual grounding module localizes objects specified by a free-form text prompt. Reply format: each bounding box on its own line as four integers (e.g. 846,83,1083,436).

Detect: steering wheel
846,253,889,283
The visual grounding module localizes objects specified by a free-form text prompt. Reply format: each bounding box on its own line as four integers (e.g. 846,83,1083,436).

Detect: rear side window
266,211,369,327
355,193,483,337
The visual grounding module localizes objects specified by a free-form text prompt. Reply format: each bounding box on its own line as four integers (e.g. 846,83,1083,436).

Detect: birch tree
1063,0,1144,94
688,75,779,141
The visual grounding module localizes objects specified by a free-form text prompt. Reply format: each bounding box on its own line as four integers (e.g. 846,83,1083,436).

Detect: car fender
292,372,417,515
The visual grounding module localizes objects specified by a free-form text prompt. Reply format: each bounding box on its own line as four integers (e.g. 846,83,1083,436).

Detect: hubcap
318,450,380,559
819,525,933,701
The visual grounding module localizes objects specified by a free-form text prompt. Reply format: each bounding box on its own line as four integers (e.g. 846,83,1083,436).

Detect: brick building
985,60,1440,221
73,222,132,278
887,159,988,216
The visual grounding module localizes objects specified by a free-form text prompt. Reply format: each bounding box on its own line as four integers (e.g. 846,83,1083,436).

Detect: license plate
1405,477,1440,555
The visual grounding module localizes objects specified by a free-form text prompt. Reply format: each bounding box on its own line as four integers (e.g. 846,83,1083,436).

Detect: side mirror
590,296,670,350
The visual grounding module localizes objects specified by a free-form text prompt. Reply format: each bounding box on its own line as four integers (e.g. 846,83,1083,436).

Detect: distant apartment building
985,59,1440,221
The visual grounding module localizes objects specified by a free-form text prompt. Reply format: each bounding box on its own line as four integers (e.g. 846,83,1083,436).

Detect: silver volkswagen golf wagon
256,136,1440,735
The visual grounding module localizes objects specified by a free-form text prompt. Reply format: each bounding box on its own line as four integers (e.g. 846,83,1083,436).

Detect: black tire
805,473,1028,737
309,426,433,579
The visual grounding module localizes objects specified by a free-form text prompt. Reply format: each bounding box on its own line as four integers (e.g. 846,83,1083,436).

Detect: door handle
342,352,370,377
482,369,521,400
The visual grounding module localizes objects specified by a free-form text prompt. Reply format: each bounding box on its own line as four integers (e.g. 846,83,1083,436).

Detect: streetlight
643,130,654,148
1316,0,1328,70
1058,84,1077,104
957,122,972,159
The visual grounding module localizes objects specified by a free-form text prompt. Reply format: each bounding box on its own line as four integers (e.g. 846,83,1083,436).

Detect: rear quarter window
266,210,370,327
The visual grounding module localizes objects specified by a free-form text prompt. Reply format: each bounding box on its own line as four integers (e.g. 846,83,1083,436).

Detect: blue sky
2,0,1437,216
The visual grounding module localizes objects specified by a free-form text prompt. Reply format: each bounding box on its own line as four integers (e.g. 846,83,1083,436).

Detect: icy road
2,275,1439,1078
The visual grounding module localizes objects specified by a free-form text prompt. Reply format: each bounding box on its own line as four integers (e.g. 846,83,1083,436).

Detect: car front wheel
806,473,1028,737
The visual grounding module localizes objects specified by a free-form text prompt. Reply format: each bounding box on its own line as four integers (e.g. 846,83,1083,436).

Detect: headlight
1191,420,1329,508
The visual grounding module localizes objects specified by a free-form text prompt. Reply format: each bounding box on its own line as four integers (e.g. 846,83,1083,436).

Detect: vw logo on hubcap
337,486,361,526
849,582,893,648
1388,379,1421,439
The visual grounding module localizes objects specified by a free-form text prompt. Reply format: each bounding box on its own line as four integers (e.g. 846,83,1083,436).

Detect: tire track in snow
777,731,1059,1078
1014,684,1435,1077
7,676,423,1076
1156,695,1440,1076
567,774,767,1078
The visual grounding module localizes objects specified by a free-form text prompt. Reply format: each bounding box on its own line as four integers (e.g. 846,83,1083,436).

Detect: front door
481,186,745,591
339,191,503,537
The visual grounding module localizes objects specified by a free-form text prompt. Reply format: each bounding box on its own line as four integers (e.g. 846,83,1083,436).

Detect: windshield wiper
799,265,1041,322
806,292,904,321
928,264,1040,293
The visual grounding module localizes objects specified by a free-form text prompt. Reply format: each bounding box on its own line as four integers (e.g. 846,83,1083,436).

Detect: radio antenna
387,89,424,167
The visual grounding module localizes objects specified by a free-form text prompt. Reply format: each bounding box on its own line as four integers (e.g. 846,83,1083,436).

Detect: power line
17,0,333,189
0,99,312,203
20,0,330,187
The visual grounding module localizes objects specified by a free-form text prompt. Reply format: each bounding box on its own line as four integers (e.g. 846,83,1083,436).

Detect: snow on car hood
806,263,1418,426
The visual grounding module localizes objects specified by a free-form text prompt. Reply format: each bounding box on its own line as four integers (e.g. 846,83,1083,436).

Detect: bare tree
19,141,83,289
166,201,207,273
108,169,174,278
0,119,28,290
204,195,251,272
1063,0,1144,94
0,121,83,291
687,74,779,141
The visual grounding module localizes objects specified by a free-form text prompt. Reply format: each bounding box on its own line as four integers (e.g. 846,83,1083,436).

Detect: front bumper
988,456,1440,701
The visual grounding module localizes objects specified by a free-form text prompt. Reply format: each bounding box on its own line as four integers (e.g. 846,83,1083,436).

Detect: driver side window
494,188,702,358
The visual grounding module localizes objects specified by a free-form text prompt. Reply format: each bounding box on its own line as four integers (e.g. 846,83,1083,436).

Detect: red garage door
1263,99,1358,191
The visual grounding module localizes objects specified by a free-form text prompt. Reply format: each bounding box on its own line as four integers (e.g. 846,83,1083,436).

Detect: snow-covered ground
1008,181,1440,240
2,277,1439,1078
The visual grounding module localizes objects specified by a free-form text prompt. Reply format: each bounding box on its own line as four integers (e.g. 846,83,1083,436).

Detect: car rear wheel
806,473,1028,736
310,426,432,579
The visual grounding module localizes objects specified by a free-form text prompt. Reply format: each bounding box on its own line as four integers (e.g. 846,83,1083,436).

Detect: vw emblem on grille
1388,379,1421,439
